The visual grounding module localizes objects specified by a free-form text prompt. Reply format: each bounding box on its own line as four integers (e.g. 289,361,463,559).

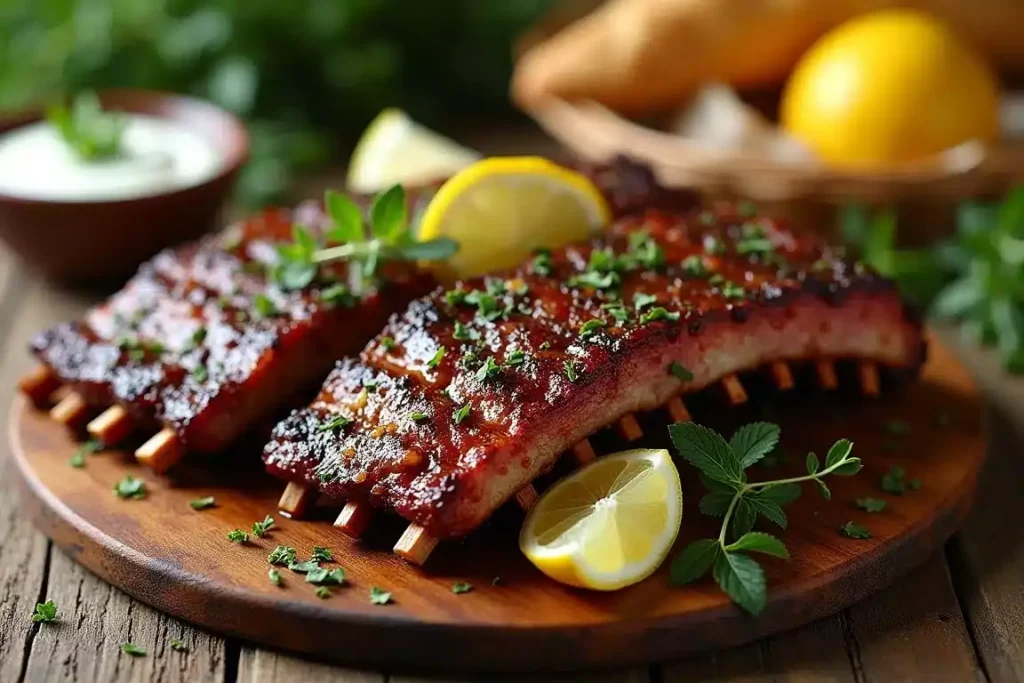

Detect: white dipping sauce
0,115,223,202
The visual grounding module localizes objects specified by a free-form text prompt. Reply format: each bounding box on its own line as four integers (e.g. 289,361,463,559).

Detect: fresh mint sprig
46,92,125,161
273,184,458,292
668,421,861,615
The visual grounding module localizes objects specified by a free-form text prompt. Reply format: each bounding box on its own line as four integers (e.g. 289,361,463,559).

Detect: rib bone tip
87,405,131,445
135,428,184,474
514,484,540,511
49,391,89,429
666,396,691,423
334,500,374,538
394,524,438,565
19,365,61,407
278,482,315,518
815,360,839,390
770,361,795,391
859,361,881,396
617,413,643,441
722,374,748,405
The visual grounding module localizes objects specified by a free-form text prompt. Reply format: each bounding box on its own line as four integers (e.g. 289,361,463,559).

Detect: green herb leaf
170,638,189,652
369,586,392,605
288,560,320,573
729,422,780,469
120,643,147,657
669,361,694,382
882,465,908,494
369,184,407,241
315,586,331,599
409,411,429,422
670,539,721,585
31,600,57,623
712,551,766,615
840,521,873,539
227,529,249,544
379,336,396,351
69,438,102,468
451,582,473,594
324,189,364,243
638,307,680,325
699,492,734,516
753,483,802,506
530,251,553,276
189,496,216,511
46,92,125,161
400,237,460,261
311,546,333,562
725,532,789,558
579,318,607,338
475,356,501,381
454,402,472,425
824,439,853,468
668,422,744,485
268,546,297,565
453,321,475,341
427,346,446,368
745,496,788,529
252,515,275,537
632,292,658,311
268,568,282,586
564,359,579,382
682,254,708,277
319,283,354,308
805,452,820,475
317,415,351,432
856,497,887,513
832,458,863,476
253,293,278,318
114,475,147,500
730,498,757,539
306,567,345,585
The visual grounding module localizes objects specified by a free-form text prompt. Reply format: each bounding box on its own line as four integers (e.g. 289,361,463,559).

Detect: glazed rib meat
29,202,434,454
263,204,925,538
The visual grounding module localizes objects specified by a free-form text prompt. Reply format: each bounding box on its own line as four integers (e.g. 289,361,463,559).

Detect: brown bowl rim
0,88,249,207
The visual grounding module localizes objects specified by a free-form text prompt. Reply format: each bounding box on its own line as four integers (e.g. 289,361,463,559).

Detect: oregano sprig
668,421,861,615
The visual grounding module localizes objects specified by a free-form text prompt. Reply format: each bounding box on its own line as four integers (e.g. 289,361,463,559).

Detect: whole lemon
780,9,1000,167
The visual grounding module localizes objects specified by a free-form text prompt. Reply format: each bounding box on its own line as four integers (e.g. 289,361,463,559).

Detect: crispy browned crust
263,204,925,538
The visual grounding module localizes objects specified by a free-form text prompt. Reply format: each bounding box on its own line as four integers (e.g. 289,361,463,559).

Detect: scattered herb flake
454,402,472,425
881,466,909,495
475,356,501,381
369,586,392,605
268,545,297,565
288,560,320,573
840,521,873,539
856,497,887,513
251,515,275,537
120,643,147,657
670,361,694,382
311,546,333,562
31,600,57,623
314,586,331,599
192,364,209,383
451,582,473,594
579,318,606,338
409,411,429,422
317,415,351,432
253,293,278,318
504,349,526,367
170,638,189,652
227,529,249,544
639,307,680,325
427,346,446,369
632,292,658,311
452,321,475,341
189,496,216,511
682,254,708,277
268,568,283,586
114,475,146,500
379,336,396,351
564,359,579,382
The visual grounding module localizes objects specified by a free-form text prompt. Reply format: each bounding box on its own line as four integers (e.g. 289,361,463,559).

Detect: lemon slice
418,156,611,279
520,448,682,591
346,108,480,193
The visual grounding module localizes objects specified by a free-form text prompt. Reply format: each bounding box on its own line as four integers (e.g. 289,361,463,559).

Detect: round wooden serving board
9,331,986,674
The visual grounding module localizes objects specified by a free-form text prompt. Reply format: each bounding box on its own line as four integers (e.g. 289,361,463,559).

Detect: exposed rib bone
617,413,643,441
770,362,795,391
277,482,315,518
515,484,540,511
135,428,184,474
721,374,748,405
50,391,89,430
815,360,839,390
334,501,374,538
859,361,880,396
19,365,61,408
666,396,691,423
571,439,596,464
87,405,132,445
393,524,438,565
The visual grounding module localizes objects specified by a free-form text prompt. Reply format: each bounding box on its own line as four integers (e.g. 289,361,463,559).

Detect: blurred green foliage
0,0,553,205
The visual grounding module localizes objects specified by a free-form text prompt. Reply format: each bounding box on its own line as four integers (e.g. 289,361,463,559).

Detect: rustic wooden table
1,124,1022,681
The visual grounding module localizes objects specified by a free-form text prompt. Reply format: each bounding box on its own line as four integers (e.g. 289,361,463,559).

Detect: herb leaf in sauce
46,92,125,161
669,362,694,382
453,402,473,424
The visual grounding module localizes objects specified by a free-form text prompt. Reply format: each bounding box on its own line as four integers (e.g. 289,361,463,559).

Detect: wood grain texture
391,670,649,683
237,647,383,683
6,331,987,673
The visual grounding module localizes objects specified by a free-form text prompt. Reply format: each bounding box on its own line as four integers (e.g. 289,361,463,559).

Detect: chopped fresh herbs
319,283,354,308
453,321,475,341
311,546,333,562
633,292,658,312
287,560,320,573
682,254,708,277
564,359,579,382
253,293,278,318
369,586,392,605
252,515,275,537
31,600,57,623
189,496,216,511
639,307,680,325
409,411,429,422
856,497,887,513
268,568,283,586
579,318,606,338
317,415,351,432
46,92,124,161
881,465,915,495
69,439,102,468
120,643,147,657
530,250,553,276
379,336,396,351
227,529,249,544
451,582,473,594
670,362,694,382
268,545,297,565
427,346,446,369
314,586,332,599
568,270,619,291
192,364,209,383
539,341,552,350
305,567,345,585
475,356,501,381
445,288,468,306
453,402,472,424
191,326,207,347
170,638,189,652
505,349,527,367
718,281,747,300
114,476,146,500
669,421,860,615
840,521,873,539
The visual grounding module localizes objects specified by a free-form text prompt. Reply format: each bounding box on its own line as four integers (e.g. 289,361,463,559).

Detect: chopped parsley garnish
638,307,680,325
379,336,396,351
369,586,392,605
191,361,209,382
445,288,468,306
856,497,887,513
314,586,331,599
305,567,345,585
253,293,278,318
682,254,708,277
718,281,747,300
114,475,146,500
703,235,726,255
46,92,125,161
170,638,189,652
568,270,619,291
627,231,665,270
579,318,606,338
409,411,429,422
31,600,57,623
427,346,446,368
120,643,147,657
227,529,249,544
69,439,102,468
475,356,501,382
840,521,872,539
452,321,475,341
881,465,916,495
191,326,207,347
601,302,630,324
633,292,658,311
736,224,774,256
268,545,297,565
454,402,472,424
465,289,507,321
268,568,282,586
505,349,527,367
530,250,553,276
252,515,275,537
539,341,552,350
670,362,694,382
311,546,333,562
320,283,354,308
317,415,351,432
451,582,473,594
287,560,320,573
564,359,579,382
189,496,216,511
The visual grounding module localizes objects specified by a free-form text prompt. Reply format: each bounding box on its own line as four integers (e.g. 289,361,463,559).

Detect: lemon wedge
346,108,480,193
520,448,682,591
418,156,611,279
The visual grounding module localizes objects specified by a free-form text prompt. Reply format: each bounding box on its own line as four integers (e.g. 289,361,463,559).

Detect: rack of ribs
263,202,926,564
20,202,436,473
